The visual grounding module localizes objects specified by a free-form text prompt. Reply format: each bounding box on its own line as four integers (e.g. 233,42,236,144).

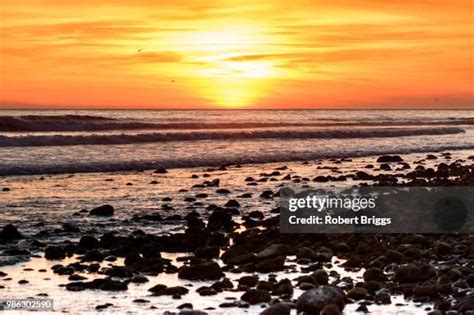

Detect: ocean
0,109,473,176
1,109,473,314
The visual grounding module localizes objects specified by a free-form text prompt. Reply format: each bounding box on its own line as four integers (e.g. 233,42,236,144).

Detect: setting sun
1,0,473,109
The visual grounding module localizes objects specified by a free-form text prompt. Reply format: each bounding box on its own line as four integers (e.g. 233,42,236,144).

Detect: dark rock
296,247,316,260
374,290,391,304
62,223,80,233
453,295,474,313
105,266,134,278
255,256,286,273
197,286,217,296
66,278,128,291
178,303,193,309
69,274,87,281
216,189,230,194
260,190,273,199
386,249,404,262
82,249,106,262
78,236,99,249
248,211,264,220
363,268,387,282
239,275,259,287
466,273,474,288
178,261,224,280
260,303,291,315
413,285,438,298
380,163,391,171
130,275,149,283
312,270,329,285
100,279,128,291
314,247,333,262
241,289,271,304
178,310,208,315
212,278,234,290
320,304,341,315
194,246,220,259
1,224,23,240
45,246,66,260
313,176,329,182
356,304,369,312
225,200,240,208
256,244,288,259
272,278,293,296
377,155,403,163
347,287,368,300
4,248,29,255
296,286,345,314
354,171,373,180
394,264,421,283
89,205,114,216
435,242,452,256
207,211,233,231
148,284,189,296
154,167,167,174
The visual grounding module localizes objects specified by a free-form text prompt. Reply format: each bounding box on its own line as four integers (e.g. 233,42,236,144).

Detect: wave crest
0,127,465,147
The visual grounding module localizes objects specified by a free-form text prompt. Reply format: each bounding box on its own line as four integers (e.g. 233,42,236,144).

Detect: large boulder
296,286,345,314
89,205,114,216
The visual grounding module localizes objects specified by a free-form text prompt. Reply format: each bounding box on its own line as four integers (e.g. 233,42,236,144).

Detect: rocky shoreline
0,152,473,314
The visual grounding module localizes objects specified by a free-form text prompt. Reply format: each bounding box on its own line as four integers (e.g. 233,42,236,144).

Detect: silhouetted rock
377,155,403,163
241,289,271,304
44,246,66,260
1,224,23,240
89,205,114,216
178,261,224,280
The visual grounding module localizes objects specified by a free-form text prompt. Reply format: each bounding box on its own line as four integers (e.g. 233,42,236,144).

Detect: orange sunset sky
1,0,473,109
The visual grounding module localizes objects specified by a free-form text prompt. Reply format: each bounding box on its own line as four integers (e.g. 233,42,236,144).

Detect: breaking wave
1,115,474,132
0,127,465,147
